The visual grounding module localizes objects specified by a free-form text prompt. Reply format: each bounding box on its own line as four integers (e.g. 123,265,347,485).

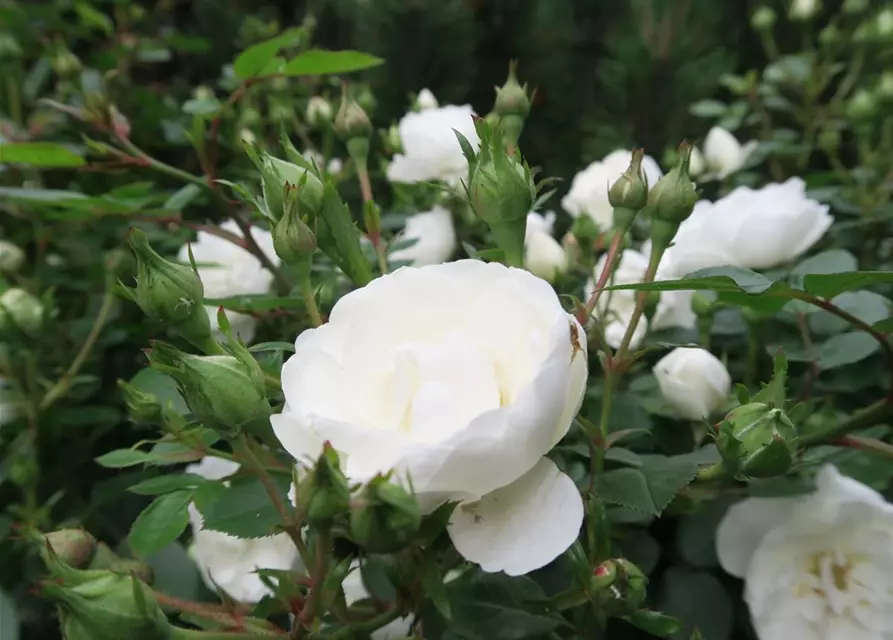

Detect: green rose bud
591,558,648,616
609,149,649,233
117,380,163,424
41,530,98,569
818,125,841,153
0,240,25,273
0,288,43,337
42,571,171,640
751,7,777,31
51,44,82,77
494,60,531,119
296,443,351,527
463,121,536,267
147,342,271,439
260,154,325,223
125,229,212,350
847,88,877,120
273,186,318,269
335,87,372,142
649,141,698,227
349,475,421,554
88,542,154,584
716,402,798,478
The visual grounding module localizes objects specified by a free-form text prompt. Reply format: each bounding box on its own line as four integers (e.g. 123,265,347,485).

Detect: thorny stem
293,530,332,639
154,592,263,631
614,244,663,361
299,274,323,327
580,231,624,323
834,434,893,460
799,398,893,446
356,160,389,276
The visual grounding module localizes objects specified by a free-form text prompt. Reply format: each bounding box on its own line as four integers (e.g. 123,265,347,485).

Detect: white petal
715,496,803,578
447,458,583,576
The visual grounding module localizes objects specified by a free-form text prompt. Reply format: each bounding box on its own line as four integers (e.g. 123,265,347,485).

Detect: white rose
688,145,706,178
789,0,820,20
306,96,333,124
272,260,588,576
716,465,893,640
342,566,413,639
0,240,25,273
561,150,663,229
389,206,457,267
702,126,758,180
416,88,439,110
179,220,279,344
524,212,568,283
303,150,342,176
186,456,298,603
587,249,695,350
652,347,731,419
386,105,479,184
664,177,833,274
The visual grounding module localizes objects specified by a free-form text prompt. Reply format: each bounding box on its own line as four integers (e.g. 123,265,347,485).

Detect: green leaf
596,455,698,516
421,557,452,620
129,367,188,414
874,317,893,333
194,476,289,538
675,500,734,568
625,610,683,638
0,142,85,167
0,589,17,640
791,249,857,277
804,271,893,299
658,569,732,640
163,183,203,212
96,442,203,468
204,294,305,313
129,490,193,557
75,1,113,34
146,542,204,602
751,351,788,407
689,100,726,117
232,28,303,79
808,291,891,335
129,473,208,496
282,49,384,76
818,332,880,369
96,449,155,468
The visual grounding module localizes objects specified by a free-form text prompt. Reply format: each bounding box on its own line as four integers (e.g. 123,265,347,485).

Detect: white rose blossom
186,456,298,603
386,105,479,184
716,464,893,640
663,177,833,274
561,150,663,229
587,248,696,350
415,88,439,110
702,126,758,180
272,260,588,576
389,206,457,267
524,212,568,283
652,347,731,420
178,220,279,344
789,0,821,21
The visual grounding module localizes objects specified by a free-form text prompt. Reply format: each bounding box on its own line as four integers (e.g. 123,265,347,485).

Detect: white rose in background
524,212,567,283
664,178,833,274
272,260,588,576
178,220,279,344
789,0,821,21
687,145,706,178
303,150,343,176
342,566,413,639
587,249,696,350
306,96,333,125
386,105,479,184
186,456,298,603
702,126,758,180
561,150,663,229
716,465,893,640
416,88,439,110
389,206,457,267
653,347,731,419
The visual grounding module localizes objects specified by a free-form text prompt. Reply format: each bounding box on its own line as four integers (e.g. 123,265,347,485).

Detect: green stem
799,398,893,446
172,628,282,639
39,286,116,411
745,321,760,389
293,530,333,639
615,243,663,360
582,231,624,321
835,434,893,460
299,274,323,328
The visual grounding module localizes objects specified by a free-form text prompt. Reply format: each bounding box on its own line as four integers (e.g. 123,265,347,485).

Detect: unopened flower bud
842,0,868,13
789,0,820,21
590,559,648,615
192,85,214,102
846,88,877,120
384,124,402,153
125,229,211,348
42,571,171,640
51,44,82,77
297,444,350,527
88,542,154,583
273,189,317,268
649,142,698,227
117,380,163,424
494,60,531,120
415,88,438,111
306,96,333,125
609,149,649,233
147,342,271,439
42,530,98,569
239,107,261,129
260,154,325,222
716,402,798,478
0,288,44,337
751,7,777,30
349,475,421,553
0,240,25,273
335,87,372,142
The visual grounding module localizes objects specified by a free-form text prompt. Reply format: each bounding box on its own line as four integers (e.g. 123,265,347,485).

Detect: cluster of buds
716,402,798,478
590,559,648,617
294,443,351,527
349,473,421,554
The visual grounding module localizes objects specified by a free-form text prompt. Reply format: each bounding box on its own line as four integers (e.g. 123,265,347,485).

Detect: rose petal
447,457,583,576
715,496,802,578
